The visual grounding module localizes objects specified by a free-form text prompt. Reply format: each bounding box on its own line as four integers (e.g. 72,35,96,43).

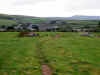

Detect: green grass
41,32,100,75
0,32,41,75
67,20,99,25
66,20,99,28
0,32,100,75
0,19,17,26
16,18,47,24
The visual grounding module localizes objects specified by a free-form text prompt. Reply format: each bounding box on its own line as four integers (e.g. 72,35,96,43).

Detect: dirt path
36,37,53,75
42,64,52,75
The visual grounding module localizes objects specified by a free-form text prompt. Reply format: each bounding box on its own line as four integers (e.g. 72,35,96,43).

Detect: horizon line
0,13,100,17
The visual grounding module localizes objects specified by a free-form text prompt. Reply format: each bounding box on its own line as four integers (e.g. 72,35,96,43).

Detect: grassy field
41,32,100,75
0,18,46,26
66,20,99,28
19,18,47,24
0,32,100,75
67,20,99,25
0,32,41,75
0,19,17,26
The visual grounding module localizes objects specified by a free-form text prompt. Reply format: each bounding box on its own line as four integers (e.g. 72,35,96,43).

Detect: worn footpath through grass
35,36,53,75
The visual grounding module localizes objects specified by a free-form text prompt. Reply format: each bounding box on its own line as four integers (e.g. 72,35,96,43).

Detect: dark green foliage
98,21,100,27
59,25,72,32
83,25,90,28
0,14,14,20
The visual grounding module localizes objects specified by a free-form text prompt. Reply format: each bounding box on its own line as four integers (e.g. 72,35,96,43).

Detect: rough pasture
0,32,100,75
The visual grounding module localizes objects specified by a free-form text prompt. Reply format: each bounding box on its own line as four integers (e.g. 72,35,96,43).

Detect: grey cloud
64,0,100,11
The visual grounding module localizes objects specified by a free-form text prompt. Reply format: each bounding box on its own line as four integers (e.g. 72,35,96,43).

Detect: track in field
36,37,53,75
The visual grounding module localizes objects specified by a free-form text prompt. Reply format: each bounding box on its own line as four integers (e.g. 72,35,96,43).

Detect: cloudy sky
0,0,100,17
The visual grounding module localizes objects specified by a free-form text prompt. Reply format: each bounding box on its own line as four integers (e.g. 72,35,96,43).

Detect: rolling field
0,32,100,75
0,19,17,26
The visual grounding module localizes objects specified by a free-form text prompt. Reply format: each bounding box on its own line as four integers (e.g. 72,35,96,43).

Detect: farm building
39,25,59,32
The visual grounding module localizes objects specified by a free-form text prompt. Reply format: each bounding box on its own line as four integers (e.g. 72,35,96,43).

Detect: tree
83,25,90,29
98,21,100,28
59,25,72,32
95,21,100,32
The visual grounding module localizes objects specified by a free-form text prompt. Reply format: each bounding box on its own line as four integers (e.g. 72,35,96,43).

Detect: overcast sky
0,0,100,17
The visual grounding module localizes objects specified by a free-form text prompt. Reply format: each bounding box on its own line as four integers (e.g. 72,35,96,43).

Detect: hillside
0,14,47,25
0,14,16,25
0,19,16,26
0,14,100,27
42,15,100,20
66,15,100,20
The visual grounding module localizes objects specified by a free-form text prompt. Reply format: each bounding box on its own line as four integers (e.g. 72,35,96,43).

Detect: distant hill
0,14,17,25
41,15,100,20
66,15,100,20
42,17,68,20
1,14,100,20
0,13,100,26
0,14,47,25
0,14,15,20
